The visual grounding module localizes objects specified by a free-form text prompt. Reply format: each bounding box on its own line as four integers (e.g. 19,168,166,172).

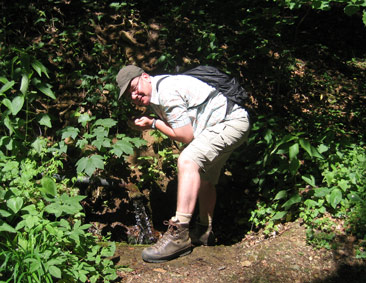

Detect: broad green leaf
20,73,29,95
299,138,312,157
49,266,62,278
302,175,316,187
94,118,117,128
61,126,79,139
32,59,50,78
45,203,63,218
41,176,57,197
289,143,299,161
78,113,92,127
363,10,366,26
337,179,350,192
314,187,330,197
37,83,56,99
0,220,17,233
31,137,47,153
274,190,287,200
2,98,13,112
347,192,361,203
304,199,318,208
111,140,134,157
289,158,300,176
282,194,301,210
76,155,104,176
0,80,15,94
317,144,329,154
271,211,287,220
0,209,11,218
7,197,23,214
38,114,52,128
4,116,14,135
329,188,342,209
11,96,24,115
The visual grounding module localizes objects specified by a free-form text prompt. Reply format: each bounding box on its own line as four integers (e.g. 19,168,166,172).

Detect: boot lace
153,219,180,249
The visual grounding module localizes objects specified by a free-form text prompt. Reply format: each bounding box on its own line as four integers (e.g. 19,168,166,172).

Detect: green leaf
314,187,330,197
7,197,23,214
41,176,57,197
271,211,287,221
76,155,104,176
0,80,15,94
329,188,342,209
37,83,56,99
0,220,17,233
111,140,134,157
299,138,312,157
282,194,301,210
4,116,14,135
31,60,50,78
49,265,62,278
289,143,299,160
38,114,52,128
11,96,24,116
274,190,287,200
337,179,350,192
78,113,92,127
61,126,79,139
2,98,13,112
0,209,12,218
302,175,316,187
94,118,117,128
20,73,29,95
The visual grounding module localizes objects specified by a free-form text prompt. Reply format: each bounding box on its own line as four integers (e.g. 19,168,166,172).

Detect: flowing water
131,198,156,244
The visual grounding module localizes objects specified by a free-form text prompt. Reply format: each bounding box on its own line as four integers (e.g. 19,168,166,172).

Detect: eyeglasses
129,76,141,96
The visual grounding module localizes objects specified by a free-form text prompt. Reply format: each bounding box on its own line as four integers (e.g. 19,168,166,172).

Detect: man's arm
134,116,194,144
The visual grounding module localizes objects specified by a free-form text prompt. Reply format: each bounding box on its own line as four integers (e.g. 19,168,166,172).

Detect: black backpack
156,65,248,111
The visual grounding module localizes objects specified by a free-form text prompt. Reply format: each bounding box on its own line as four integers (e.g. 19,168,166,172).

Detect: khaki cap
116,65,144,99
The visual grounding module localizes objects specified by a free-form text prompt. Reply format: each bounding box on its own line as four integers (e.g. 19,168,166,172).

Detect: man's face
127,74,151,106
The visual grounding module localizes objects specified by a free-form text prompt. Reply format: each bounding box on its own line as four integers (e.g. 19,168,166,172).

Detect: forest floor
113,220,366,283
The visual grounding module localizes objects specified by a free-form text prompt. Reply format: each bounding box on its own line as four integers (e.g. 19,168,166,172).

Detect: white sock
174,211,192,224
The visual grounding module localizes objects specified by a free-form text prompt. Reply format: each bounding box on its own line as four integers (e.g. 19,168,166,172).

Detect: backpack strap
156,75,170,92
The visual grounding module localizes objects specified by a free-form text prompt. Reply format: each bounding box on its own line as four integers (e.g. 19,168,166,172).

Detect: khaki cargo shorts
180,116,250,185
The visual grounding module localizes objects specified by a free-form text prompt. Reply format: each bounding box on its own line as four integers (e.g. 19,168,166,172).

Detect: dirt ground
114,221,366,283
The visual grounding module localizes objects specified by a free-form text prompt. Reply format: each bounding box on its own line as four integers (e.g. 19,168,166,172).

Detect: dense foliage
1,0,365,280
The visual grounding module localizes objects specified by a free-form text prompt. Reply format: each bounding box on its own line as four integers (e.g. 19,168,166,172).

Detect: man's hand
133,116,154,130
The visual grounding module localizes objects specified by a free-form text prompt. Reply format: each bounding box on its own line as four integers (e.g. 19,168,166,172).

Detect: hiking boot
141,218,192,263
190,222,215,246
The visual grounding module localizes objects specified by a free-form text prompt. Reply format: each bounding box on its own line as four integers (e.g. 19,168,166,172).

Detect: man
116,65,250,263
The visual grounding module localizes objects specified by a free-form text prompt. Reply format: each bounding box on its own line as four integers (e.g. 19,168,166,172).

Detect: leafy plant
59,114,146,177
0,49,56,156
0,151,118,282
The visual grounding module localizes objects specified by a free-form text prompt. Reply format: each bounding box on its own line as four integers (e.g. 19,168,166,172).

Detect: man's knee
177,154,200,173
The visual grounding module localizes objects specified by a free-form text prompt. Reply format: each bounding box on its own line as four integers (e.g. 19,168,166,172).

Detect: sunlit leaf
7,197,23,214
289,143,299,160
272,211,287,220
37,83,56,99
41,176,57,197
38,114,52,128
76,155,104,176
0,220,16,233
329,188,342,209
274,190,287,200
11,96,24,115
0,80,15,94
282,194,301,210
20,73,29,95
